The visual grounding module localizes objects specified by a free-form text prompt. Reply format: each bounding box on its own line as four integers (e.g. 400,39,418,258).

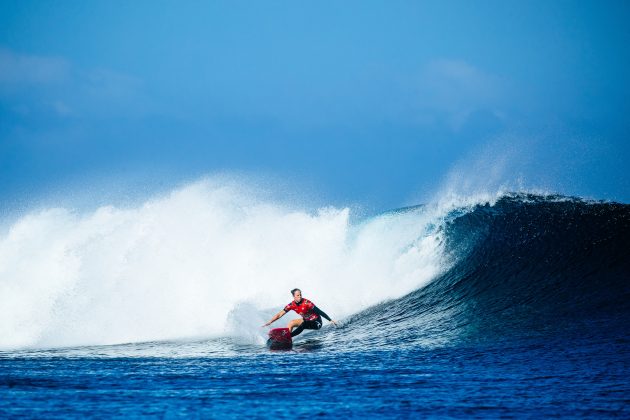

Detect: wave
335,194,630,349
2,178,628,352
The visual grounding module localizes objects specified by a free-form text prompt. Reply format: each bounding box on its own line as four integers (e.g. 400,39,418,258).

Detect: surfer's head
291,288,302,302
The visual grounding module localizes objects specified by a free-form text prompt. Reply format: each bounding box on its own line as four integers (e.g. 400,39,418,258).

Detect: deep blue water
2,194,629,417
2,335,629,418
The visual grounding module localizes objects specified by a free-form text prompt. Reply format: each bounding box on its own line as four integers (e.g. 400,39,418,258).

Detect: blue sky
1,1,629,211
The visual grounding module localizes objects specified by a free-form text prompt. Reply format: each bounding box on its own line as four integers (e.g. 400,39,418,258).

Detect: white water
0,178,454,350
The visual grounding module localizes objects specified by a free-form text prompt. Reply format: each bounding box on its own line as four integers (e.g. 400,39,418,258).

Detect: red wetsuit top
283,298,331,322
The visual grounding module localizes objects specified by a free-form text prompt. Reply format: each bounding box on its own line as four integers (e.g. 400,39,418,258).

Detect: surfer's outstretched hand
330,320,339,327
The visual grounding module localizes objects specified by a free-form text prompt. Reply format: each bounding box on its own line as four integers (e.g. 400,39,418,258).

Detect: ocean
1,182,629,417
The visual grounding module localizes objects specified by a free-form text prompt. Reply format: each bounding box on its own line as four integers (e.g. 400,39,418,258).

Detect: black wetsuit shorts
302,317,323,330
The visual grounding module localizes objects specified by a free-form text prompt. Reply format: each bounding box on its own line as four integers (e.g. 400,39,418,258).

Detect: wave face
336,194,630,349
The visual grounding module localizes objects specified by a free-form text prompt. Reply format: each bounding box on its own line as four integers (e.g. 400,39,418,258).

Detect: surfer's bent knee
288,318,303,329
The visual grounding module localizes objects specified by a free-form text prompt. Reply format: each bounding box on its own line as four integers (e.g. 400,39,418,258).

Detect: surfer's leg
290,322,306,337
287,318,303,335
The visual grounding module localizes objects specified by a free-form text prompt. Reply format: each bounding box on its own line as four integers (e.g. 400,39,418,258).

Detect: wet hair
291,288,301,296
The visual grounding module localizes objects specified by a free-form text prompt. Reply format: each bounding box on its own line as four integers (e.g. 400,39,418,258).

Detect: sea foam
0,178,451,350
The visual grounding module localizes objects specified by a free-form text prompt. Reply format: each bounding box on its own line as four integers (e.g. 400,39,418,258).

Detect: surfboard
267,327,292,350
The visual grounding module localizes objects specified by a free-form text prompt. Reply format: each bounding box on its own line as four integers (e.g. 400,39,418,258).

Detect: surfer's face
293,290,302,303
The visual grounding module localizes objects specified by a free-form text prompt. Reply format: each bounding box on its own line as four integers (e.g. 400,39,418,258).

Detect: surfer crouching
263,288,337,337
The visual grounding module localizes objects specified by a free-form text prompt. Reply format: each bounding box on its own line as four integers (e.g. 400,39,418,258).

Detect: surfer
263,288,337,337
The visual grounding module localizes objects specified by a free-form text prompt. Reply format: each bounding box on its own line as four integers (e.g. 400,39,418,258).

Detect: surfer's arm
314,306,337,325
263,310,287,327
